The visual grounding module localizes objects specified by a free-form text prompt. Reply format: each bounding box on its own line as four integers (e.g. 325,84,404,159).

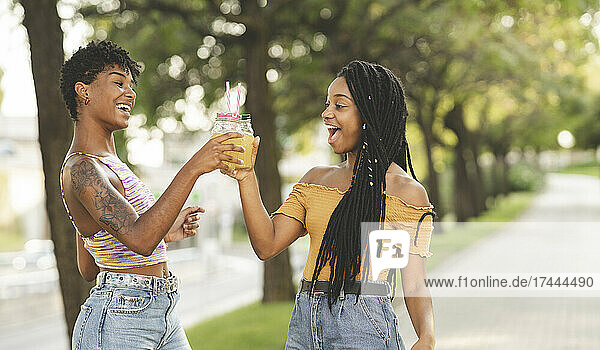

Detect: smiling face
322,77,362,155
77,65,136,130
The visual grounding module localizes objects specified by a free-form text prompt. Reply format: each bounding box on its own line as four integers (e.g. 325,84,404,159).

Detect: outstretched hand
220,136,260,182
164,206,205,243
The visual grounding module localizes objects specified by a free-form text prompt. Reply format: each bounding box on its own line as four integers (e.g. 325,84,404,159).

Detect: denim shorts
72,271,191,350
285,288,406,350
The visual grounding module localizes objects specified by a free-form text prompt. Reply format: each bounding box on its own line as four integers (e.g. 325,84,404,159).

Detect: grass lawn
556,162,600,178
185,190,537,348
186,301,293,350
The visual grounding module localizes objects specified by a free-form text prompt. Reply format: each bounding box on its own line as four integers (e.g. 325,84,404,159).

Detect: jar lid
216,112,250,120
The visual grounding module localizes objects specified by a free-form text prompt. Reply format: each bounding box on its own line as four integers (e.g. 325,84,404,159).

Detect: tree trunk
490,153,501,197
466,140,487,213
20,0,93,341
445,103,479,221
244,3,295,302
452,148,476,221
412,101,445,224
421,126,444,221
491,152,508,196
499,153,510,195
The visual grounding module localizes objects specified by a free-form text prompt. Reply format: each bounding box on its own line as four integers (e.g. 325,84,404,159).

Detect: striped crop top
59,152,167,269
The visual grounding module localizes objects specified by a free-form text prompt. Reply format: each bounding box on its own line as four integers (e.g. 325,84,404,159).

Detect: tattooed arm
67,156,155,255
65,132,246,256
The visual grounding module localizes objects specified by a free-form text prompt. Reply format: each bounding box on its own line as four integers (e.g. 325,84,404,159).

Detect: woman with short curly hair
59,40,244,350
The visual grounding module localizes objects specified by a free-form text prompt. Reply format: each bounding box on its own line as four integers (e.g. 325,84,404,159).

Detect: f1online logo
369,230,410,279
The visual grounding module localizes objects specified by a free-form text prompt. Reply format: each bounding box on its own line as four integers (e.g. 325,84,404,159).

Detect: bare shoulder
298,165,339,185
63,154,110,194
64,154,102,178
386,173,431,207
64,153,98,169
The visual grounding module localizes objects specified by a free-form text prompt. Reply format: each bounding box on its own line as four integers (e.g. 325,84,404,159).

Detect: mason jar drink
210,112,254,170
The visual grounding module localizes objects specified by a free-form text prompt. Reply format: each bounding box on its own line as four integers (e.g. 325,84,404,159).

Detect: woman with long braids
224,60,435,349
59,41,244,349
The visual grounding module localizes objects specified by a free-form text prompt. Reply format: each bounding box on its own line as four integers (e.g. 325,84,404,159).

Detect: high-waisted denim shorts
285,286,406,350
72,271,190,350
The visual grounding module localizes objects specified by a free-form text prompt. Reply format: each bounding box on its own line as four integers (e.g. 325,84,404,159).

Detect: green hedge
508,162,544,192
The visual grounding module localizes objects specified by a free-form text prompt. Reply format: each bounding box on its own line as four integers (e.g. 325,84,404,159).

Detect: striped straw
225,81,231,114
236,82,242,117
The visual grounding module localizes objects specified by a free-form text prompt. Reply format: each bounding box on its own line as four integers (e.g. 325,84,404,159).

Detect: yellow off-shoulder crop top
272,182,434,281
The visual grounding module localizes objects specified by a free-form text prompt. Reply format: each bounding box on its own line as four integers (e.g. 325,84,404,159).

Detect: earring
84,97,89,105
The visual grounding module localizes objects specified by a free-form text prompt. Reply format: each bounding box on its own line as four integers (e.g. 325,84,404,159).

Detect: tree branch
81,0,245,45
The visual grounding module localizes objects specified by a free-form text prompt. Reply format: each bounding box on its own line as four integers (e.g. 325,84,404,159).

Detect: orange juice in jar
210,113,254,170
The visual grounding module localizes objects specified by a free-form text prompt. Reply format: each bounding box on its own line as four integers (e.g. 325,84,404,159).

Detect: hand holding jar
211,82,260,181
210,112,254,170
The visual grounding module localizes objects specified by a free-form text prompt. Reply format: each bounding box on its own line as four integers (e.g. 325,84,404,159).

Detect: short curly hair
60,40,141,121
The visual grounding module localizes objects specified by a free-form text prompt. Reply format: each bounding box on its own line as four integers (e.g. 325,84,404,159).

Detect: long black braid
310,61,418,306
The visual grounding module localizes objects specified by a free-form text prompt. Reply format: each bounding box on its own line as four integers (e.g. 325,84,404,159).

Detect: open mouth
326,125,341,144
116,103,131,115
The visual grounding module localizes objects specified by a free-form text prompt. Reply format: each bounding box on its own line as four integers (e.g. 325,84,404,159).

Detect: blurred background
0,0,599,349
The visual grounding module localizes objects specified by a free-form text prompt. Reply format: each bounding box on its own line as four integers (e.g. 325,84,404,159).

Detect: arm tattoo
71,159,135,235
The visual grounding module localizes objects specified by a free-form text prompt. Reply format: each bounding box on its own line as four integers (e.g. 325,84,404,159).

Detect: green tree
76,0,600,270
304,0,598,220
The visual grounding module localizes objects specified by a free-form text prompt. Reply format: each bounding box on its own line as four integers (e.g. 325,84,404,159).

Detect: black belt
300,279,390,296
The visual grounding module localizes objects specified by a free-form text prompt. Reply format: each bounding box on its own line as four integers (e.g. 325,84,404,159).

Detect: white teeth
116,104,131,112
325,125,340,130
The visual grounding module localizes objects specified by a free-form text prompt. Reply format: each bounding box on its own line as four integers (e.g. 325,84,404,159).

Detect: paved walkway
395,173,600,349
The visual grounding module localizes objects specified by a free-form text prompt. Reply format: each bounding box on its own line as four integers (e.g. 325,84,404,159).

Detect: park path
395,173,600,349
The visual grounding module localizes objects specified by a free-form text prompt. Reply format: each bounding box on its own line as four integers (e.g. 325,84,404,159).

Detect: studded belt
96,271,178,293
